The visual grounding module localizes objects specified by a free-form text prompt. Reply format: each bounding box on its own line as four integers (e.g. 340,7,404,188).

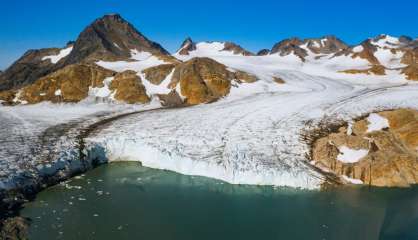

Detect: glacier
2,46,418,190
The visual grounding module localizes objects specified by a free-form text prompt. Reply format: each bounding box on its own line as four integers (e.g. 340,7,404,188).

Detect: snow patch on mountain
96,51,166,73
337,146,369,163
140,69,174,96
174,42,245,60
42,46,73,64
88,77,115,99
366,113,390,132
372,35,400,48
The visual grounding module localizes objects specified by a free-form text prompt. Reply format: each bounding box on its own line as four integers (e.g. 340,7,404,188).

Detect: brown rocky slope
311,109,418,187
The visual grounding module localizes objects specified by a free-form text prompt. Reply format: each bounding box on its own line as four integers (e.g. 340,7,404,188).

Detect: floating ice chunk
366,113,389,132
42,46,73,64
337,146,369,163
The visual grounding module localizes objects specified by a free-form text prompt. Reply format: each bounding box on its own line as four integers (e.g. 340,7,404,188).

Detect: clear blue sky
1,0,417,70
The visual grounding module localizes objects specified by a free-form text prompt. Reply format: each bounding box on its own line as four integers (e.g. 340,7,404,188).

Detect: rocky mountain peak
304,35,348,54
399,35,413,44
270,37,307,60
257,49,270,56
62,14,169,65
177,37,197,55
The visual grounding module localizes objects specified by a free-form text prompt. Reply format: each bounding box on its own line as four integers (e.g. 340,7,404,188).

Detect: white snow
346,121,353,135
341,175,363,184
88,77,114,99
352,45,364,53
174,41,248,60
374,48,405,68
114,43,121,49
130,49,152,61
140,70,174,96
96,51,165,73
337,146,369,163
42,46,73,64
311,41,321,48
372,35,400,48
366,113,390,132
54,89,62,96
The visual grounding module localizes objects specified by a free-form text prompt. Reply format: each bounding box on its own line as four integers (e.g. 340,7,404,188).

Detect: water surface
22,163,418,240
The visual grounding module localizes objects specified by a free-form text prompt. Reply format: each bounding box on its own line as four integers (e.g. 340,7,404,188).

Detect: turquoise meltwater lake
21,162,418,240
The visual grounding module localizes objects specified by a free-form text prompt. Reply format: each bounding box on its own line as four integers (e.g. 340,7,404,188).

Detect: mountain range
0,13,416,106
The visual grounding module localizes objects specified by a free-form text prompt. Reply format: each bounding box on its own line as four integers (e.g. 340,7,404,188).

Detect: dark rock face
270,38,308,60
304,36,348,54
0,48,61,91
222,42,254,56
62,14,169,65
177,37,197,55
257,49,270,56
399,35,413,44
157,90,184,107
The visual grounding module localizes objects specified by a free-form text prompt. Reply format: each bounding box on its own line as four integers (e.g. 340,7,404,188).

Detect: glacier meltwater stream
21,163,418,240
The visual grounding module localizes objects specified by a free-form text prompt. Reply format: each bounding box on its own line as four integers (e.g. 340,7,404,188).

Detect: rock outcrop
169,57,257,105
0,64,115,104
222,42,254,56
401,47,418,80
142,64,175,84
339,65,386,76
110,71,150,104
311,109,418,187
